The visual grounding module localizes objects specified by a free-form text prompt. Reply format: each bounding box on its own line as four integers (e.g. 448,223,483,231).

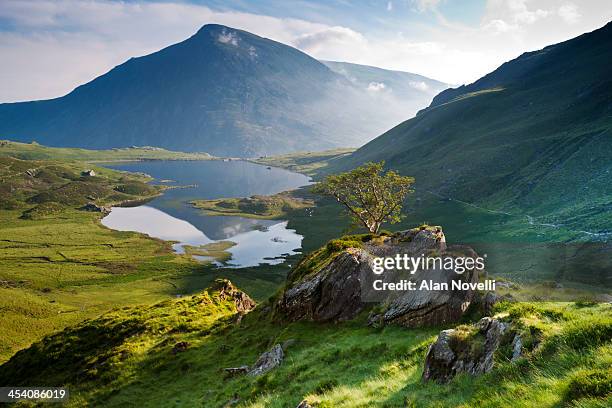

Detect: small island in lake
191,191,314,219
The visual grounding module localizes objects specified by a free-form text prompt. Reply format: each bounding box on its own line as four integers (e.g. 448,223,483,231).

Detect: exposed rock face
248,344,284,376
281,249,371,322
422,317,511,383
213,279,256,313
511,333,522,361
278,226,482,327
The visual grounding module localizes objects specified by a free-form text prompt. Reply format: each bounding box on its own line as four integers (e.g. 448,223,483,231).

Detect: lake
101,160,311,267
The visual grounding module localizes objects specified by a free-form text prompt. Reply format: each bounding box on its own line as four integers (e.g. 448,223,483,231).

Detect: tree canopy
313,161,414,234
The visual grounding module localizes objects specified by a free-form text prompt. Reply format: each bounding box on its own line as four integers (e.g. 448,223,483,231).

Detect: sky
0,0,610,102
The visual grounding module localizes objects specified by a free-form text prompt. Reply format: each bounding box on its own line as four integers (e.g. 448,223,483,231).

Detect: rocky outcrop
278,226,483,327
80,203,111,214
281,249,371,322
212,279,256,313
422,317,518,383
248,344,284,376
223,344,284,378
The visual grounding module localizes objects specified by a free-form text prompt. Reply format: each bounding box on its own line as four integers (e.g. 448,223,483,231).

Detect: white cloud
482,19,518,33
367,82,387,91
558,3,581,24
387,2,393,12
218,29,239,46
0,0,610,102
0,0,330,101
409,81,429,91
293,26,366,53
413,0,442,12
483,0,549,27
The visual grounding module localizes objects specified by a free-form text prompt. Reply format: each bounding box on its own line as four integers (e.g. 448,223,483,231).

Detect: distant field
0,140,214,162
0,152,282,363
250,148,354,177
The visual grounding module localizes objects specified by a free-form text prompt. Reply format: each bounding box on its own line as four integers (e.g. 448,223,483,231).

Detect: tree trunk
368,222,381,234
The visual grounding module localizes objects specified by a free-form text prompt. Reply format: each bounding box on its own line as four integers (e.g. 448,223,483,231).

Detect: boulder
296,401,313,408
223,366,250,376
248,344,284,376
511,333,522,361
422,317,511,383
281,249,371,322
278,226,483,327
212,279,256,313
80,203,111,214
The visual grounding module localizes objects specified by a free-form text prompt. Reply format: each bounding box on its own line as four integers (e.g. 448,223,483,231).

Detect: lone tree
313,161,414,234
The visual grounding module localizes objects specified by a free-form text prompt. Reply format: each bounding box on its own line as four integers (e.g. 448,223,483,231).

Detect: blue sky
0,0,610,102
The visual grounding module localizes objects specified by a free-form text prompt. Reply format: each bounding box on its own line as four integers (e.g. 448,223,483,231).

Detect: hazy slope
323,60,448,116
333,22,612,234
0,25,443,158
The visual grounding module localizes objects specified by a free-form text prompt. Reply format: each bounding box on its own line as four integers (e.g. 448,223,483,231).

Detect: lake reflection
101,160,311,267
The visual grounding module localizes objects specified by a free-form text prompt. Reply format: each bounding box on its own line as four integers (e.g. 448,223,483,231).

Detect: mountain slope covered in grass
0,25,443,158
333,22,612,236
1,273,610,407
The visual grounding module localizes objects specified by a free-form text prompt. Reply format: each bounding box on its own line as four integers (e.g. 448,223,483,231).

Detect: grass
0,283,609,407
250,149,354,177
182,241,236,263
0,154,287,363
0,143,610,406
0,140,214,162
191,191,313,219
326,26,612,239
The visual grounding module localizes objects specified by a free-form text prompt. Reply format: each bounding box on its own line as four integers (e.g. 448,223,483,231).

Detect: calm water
101,160,311,267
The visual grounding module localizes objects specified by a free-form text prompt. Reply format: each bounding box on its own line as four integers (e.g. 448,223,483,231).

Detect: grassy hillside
1,277,610,407
0,154,287,363
332,22,612,239
1,149,610,406
0,140,214,161
250,148,354,177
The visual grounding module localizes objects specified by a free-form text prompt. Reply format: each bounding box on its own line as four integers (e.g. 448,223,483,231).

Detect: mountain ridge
0,24,444,157
332,21,612,235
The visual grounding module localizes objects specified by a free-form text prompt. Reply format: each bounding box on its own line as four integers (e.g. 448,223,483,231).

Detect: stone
248,344,284,376
278,226,483,328
223,366,250,376
423,317,511,383
81,169,96,177
511,334,522,361
80,203,111,214
296,401,313,408
212,279,256,313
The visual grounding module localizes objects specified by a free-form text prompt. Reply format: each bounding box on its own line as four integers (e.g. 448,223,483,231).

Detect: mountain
0,25,444,158
332,22,612,235
322,60,448,112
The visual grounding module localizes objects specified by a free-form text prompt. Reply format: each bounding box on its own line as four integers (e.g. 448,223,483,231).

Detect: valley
0,13,610,408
